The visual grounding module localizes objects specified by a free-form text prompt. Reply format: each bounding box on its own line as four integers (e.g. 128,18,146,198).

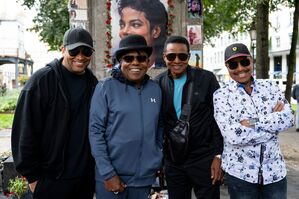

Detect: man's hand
29,181,38,193
273,101,284,112
104,175,126,193
240,119,250,127
211,157,223,185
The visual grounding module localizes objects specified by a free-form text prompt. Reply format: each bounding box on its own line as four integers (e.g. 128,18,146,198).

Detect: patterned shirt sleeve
255,82,294,133
213,88,275,146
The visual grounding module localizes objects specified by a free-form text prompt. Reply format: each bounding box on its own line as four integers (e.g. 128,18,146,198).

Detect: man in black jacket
155,36,223,199
11,27,98,199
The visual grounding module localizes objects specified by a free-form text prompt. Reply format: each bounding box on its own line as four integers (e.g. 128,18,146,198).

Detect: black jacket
11,58,98,183
155,66,223,163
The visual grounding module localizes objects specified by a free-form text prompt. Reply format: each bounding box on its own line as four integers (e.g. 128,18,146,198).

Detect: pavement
1,128,299,198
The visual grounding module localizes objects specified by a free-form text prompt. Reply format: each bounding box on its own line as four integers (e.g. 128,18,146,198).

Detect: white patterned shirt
213,79,294,185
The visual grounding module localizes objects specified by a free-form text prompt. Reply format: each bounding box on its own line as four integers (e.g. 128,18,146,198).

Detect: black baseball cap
63,28,94,51
224,43,251,62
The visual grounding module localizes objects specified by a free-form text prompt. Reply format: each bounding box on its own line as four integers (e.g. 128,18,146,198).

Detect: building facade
203,5,299,91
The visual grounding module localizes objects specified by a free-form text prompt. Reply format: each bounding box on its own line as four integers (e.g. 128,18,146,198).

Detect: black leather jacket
155,66,223,163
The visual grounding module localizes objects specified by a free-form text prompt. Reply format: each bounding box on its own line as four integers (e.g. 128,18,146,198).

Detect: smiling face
119,7,155,47
163,43,190,79
226,56,253,86
120,50,149,85
61,46,92,75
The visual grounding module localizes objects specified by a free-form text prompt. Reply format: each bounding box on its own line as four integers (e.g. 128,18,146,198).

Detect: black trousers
165,156,220,199
31,176,95,199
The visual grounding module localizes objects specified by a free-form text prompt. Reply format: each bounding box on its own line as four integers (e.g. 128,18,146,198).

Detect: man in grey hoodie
89,34,163,199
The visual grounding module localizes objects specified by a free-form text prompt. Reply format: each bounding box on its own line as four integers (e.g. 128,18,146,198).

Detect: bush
0,83,7,96
19,75,29,86
0,113,14,129
7,176,28,199
0,89,20,113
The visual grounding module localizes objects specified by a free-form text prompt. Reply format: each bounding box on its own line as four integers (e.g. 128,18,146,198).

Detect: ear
152,26,161,39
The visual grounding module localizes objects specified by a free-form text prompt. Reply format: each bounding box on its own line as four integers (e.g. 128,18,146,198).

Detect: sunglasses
165,53,189,61
122,55,148,63
227,59,251,70
68,47,93,57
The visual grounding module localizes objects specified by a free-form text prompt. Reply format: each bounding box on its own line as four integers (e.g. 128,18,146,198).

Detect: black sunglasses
165,53,189,61
227,59,251,70
122,55,148,63
68,47,93,57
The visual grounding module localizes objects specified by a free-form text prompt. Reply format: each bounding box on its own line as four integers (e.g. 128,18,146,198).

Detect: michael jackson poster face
111,0,168,67
187,0,202,18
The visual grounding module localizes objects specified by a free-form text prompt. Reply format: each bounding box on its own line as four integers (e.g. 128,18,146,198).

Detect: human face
191,0,200,12
226,56,253,86
119,7,155,47
163,43,189,79
120,51,149,85
62,46,92,75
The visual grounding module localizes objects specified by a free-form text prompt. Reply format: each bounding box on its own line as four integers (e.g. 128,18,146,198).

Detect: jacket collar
167,65,194,83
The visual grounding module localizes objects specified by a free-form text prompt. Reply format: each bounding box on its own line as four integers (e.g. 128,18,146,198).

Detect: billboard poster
189,50,202,68
69,0,88,28
110,0,168,67
187,0,202,18
187,25,202,45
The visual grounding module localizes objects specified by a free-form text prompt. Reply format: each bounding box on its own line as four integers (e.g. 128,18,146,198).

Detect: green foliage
0,113,14,129
0,84,7,96
8,176,28,199
0,89,20,113
203,0,257,43
20,0,69,50
18,75,29,86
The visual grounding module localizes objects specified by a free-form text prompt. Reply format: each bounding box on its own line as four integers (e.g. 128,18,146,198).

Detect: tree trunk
256,0,269,79
285,0,299,102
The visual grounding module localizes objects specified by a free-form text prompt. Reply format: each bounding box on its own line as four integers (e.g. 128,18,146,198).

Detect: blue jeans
225,174,287,199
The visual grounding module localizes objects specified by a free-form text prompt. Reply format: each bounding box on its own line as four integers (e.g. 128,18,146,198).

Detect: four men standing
10,26,294,199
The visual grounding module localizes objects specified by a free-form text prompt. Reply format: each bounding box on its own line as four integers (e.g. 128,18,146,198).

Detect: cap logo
232,47,237,51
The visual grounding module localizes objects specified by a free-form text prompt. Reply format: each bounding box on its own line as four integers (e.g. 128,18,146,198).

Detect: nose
120,25,130,38
235,62,245,70
131,57,140,64
75,51,85,59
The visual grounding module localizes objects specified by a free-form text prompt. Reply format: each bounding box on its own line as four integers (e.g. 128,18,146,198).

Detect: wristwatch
215,154,221,159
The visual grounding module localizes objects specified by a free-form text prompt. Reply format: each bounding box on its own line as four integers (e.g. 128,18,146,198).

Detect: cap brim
65,42,94,51
115,47,153,62
225,53,251,62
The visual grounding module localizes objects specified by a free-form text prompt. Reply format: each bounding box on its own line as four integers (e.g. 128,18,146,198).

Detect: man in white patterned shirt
213,43,294,199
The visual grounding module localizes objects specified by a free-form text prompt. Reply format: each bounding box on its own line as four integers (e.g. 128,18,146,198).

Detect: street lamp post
249,28,257,77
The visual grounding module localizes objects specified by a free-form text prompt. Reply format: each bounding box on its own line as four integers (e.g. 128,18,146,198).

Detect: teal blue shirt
173,74,187,118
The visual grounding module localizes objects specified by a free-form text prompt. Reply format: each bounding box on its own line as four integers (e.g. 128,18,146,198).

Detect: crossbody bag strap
180,71,194,122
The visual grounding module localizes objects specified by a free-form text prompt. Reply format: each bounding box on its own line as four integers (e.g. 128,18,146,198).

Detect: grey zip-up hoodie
89,68,163,186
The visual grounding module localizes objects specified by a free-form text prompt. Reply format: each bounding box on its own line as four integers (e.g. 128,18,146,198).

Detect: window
276,36,280,47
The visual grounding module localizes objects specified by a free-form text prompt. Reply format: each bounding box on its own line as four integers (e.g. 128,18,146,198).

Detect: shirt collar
228,76,256,91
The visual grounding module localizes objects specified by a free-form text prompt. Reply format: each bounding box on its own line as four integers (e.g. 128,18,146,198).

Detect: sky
0,0,61,72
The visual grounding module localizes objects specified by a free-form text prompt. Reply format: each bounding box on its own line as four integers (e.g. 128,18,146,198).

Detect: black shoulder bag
167,78,193,164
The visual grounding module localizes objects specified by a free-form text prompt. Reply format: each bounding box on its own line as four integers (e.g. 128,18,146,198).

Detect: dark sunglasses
227,59,251,70
165,53,189,61
68,47,93,57
122,55,148,63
